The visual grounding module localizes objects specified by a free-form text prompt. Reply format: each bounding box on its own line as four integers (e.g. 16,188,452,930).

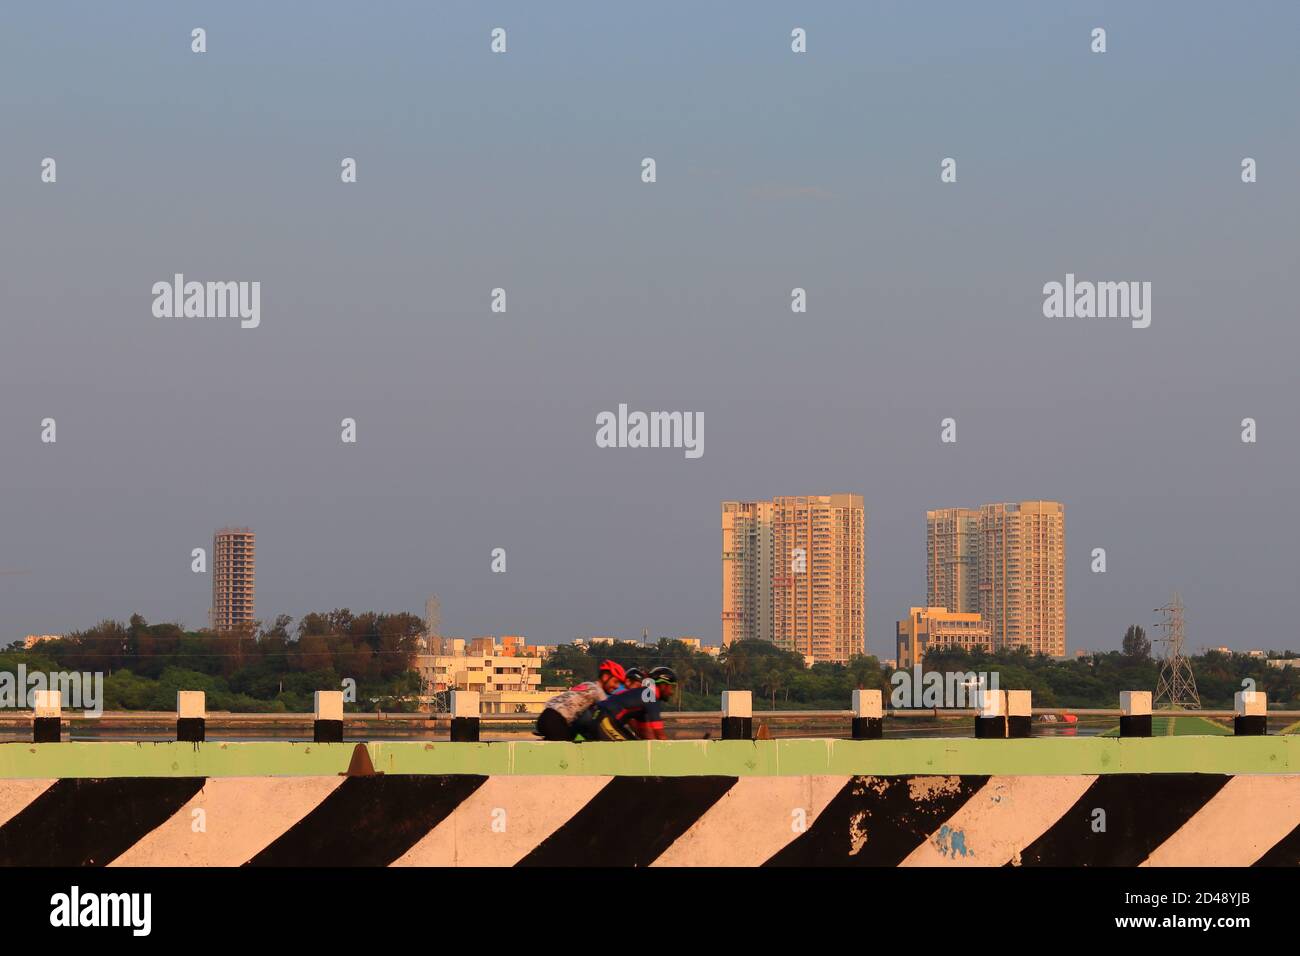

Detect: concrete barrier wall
1,741,1298,866
2,771,1299,866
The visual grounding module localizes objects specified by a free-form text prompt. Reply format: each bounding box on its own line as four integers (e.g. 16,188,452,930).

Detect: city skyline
0,484,1276,660
0,483,1280,657
3,3,1297,657
5,495,1137,660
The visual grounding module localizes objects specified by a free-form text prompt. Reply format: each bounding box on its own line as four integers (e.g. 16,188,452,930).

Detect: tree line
4,615,1296,712
3,611,424,713
553,629,1300,710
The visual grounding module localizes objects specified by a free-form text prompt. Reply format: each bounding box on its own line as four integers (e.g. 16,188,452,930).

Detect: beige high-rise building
926,501,1065,656
721,500,774,647
210,527,255,631
927,508,981,616
723,494,865,664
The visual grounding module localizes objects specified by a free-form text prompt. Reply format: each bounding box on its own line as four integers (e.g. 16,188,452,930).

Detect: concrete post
974,688,1007,739
313,691,344,743
851,689,883,739
176,690,207,742
721,691,752,740
1006,690,1033,738
1120,691,1152,737
1234,690,1267,736
450,690,481,742
33,689,61,743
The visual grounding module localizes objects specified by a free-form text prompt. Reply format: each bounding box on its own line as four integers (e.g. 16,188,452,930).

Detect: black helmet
624,667,647,687
649,665,678,686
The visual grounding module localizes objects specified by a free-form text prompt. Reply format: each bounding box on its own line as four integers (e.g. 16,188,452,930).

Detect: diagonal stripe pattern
0,778,206,867
111,776,345,867
244,775,488,867
1,773,1298,867
652,775,849,867
1141,775,1300,867
765,774,990,866
394,775,613,867
517,776,739,867
901,775,1098,867
1014,774,1230,866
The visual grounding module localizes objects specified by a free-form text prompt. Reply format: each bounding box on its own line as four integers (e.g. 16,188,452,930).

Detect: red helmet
598,660,627,683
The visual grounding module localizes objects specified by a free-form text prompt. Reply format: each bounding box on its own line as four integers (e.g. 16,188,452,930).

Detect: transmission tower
1153,592,1200,710
424,595,441,651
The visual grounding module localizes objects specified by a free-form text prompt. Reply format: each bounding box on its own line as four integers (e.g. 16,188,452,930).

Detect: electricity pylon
1153,592,1200,710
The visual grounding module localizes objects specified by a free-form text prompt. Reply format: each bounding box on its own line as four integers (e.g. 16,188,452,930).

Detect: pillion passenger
534,660,627,741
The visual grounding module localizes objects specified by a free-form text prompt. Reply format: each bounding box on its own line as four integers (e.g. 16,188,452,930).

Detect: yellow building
414,652,548,715
927,501,1065,656
896,607,993,670
414,654,543,697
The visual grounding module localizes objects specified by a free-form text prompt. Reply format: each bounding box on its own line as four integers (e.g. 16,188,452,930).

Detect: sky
1,2,1298,656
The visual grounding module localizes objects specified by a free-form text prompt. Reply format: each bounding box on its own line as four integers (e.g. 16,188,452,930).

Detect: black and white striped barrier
851,689,883,739
15,768,1300,867
1120,691,1152,737
721,691,752,740
974,689,1007,739
314,691,344,743
176,691,206,743
1234,690,1267,736
33,690,61,743
450,691,480,742
1007,691,1032,738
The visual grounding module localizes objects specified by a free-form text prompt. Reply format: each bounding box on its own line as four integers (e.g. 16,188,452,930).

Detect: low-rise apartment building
896,606,994,670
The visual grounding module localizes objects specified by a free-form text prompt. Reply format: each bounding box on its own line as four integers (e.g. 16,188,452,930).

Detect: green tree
1121,625,1151,660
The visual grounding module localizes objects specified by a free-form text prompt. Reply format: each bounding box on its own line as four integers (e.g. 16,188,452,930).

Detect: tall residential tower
723,494,865,664
721,500,774,647
210,527,256,631
926,501,1065,656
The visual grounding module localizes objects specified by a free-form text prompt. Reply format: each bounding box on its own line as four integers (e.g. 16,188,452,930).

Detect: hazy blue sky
2,2,1297,655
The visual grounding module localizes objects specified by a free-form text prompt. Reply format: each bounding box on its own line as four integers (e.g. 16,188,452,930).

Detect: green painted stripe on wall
364,737,1297,778
1,736,1297,779
0,742,354,779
